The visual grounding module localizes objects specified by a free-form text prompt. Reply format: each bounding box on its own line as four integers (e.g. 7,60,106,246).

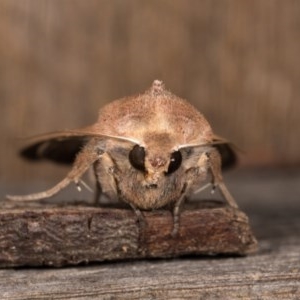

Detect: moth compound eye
129,145,146,172
166,151,182,174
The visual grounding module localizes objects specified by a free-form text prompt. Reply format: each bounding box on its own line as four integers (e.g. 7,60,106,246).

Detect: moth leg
93,179,102,205
6,144,101,201
92,152,119,205
128,203,148,254
129,203,146,227
94,153,146,228
208,148,238,208
171,187,187,237
93,160,103,205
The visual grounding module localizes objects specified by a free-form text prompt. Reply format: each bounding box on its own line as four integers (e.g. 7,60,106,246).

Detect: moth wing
20,126,138,165
21,135,85,164
213,143,237,170
178,134,237,170
211,134,238,170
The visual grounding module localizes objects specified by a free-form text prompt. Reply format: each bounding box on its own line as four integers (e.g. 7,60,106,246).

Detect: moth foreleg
6,144,102,201
171,187,187,237
129,203,146,227
92,152,119,205
93,178,102,205
208,148,238,208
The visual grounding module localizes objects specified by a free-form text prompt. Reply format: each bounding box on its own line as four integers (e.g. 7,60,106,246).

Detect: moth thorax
150,80,166,96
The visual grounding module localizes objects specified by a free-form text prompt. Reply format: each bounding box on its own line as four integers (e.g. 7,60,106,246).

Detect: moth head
128,144,182,177
129,133,182,187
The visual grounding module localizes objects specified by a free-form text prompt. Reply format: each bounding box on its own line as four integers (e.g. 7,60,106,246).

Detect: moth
7,80,238,235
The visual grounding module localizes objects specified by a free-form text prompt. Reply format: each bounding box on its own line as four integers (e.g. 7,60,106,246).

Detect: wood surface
0,201,257,267
0,169,299,298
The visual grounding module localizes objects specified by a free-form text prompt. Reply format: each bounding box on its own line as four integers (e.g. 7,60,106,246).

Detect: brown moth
7,80,238,235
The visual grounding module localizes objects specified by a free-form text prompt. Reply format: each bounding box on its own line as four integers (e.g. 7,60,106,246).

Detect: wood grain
0,201,257,267
0,249,297,300
0,169,299,299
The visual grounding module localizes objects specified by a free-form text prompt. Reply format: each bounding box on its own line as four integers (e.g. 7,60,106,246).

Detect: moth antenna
6,177,72,201
211,185,216,194
78,179,93,193
194,182,212,194
76,183,82,192
208,148,239,208
6,143,101,202
217,182,238,208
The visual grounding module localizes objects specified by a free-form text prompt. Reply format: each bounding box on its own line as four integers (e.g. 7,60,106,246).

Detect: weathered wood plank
0,240,298,299
0,201,257,267
0,169,299,298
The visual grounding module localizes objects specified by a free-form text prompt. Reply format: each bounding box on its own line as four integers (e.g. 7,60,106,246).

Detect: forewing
21,137,85,164
19,126,138,165
211,134,237,170
213,143,237,170
178,134,237,170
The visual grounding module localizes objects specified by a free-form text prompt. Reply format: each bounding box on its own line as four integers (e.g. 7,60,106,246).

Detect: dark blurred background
1,0,300,192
